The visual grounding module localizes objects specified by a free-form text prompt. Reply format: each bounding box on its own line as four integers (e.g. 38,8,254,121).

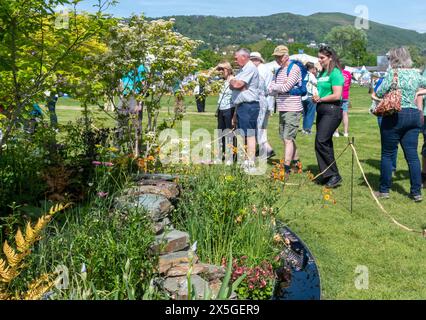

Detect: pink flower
92,161,102,166
235,267,244,275
103,162,114,167
97,191,109,198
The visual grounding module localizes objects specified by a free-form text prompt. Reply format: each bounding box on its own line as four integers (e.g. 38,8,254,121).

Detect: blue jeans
380,108,422,196
302,98,316,132
377,116,398,171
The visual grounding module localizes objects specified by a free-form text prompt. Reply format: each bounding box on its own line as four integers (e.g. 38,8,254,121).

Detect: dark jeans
302,98,316,132
47,98,58,128
315,103,342,179
218,108,236,158
196,95,206,112
377,116,398,171
380,108,422,196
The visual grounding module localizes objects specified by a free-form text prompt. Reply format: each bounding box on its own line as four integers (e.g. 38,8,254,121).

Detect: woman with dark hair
375,47,426,202
312,46,344,188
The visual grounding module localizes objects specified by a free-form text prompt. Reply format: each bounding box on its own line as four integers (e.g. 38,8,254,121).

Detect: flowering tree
91,16,202,157
0,0,115,148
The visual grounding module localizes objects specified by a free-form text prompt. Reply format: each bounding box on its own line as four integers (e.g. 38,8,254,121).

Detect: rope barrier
348,142,424,235
275,139,425,237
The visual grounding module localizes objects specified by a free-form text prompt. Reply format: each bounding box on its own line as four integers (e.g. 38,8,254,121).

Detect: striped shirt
270,64,303,112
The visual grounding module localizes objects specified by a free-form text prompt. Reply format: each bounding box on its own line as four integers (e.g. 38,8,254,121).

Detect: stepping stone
115,194,173,222
159,251,198,274
151,229,189,254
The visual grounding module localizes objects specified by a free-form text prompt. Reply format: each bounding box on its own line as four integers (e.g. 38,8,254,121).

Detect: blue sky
78,0,426,33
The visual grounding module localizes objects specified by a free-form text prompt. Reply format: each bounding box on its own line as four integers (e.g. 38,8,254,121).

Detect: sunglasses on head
319,45,333,53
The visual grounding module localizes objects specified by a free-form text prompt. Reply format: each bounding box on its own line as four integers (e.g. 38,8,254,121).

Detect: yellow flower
225,175,235,182
108,147,119,153
273,234,283,243
324,195,331,201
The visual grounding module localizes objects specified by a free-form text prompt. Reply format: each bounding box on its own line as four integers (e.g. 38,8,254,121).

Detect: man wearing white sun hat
250,51,276,159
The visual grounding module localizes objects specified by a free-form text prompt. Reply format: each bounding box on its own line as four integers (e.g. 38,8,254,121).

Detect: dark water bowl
272,225,321,300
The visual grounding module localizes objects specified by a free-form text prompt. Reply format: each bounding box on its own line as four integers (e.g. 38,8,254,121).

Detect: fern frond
3,241,20,268
0,262,17,284
0,290,10,300
0,258,13,283
25,221,36,244
49,203,71,216
33,215,51,236
15,229,27,254
23,273,54,300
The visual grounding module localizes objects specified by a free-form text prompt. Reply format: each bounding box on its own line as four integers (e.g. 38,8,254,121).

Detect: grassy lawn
50,86,426,300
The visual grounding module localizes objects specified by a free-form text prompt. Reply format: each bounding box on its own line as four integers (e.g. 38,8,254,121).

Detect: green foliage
325,25,375,66
195,49,222,70
169,12,426,55
173,165,281,267
408,46,426,68
26,202,157,300
0,0,115,147
0,124,56,213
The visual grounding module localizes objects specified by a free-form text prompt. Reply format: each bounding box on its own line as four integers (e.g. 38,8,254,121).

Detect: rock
151,229,190,254
199,264,226,282
115,194,173,222
167,263,207,277
208,279,238,300
154,218,172,235
134,173,177,182
124,183,179,200
159,251,198,274
163,275,209,300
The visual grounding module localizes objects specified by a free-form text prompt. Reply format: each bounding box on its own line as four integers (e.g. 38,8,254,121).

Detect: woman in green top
375,47,426,202
312,46,345,188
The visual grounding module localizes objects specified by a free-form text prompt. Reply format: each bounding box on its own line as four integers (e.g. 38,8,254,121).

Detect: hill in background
161,12,426,54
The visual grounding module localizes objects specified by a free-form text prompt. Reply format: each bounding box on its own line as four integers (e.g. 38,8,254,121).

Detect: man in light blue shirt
230,48,260,171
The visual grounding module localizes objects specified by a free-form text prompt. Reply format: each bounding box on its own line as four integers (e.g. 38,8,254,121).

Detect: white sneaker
225,159,233,166
244,166,259,175
241,160,256,174
343,133,349,137
333,132,340,138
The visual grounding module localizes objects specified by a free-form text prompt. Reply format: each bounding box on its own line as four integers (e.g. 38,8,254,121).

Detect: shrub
173,164,281,267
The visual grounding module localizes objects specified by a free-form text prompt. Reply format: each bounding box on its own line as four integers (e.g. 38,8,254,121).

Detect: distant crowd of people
213,45,426,201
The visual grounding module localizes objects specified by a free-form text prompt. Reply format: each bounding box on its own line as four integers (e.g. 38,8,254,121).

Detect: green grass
50,86,426,300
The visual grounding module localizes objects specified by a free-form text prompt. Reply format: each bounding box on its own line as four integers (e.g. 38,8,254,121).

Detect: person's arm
313,86,343,103
415,88,426,98
230,67,253,91
230,79,246,90
375,72,393,98
269,65,301,94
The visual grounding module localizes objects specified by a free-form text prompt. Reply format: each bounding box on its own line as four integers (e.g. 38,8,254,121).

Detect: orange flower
273,234,283,243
